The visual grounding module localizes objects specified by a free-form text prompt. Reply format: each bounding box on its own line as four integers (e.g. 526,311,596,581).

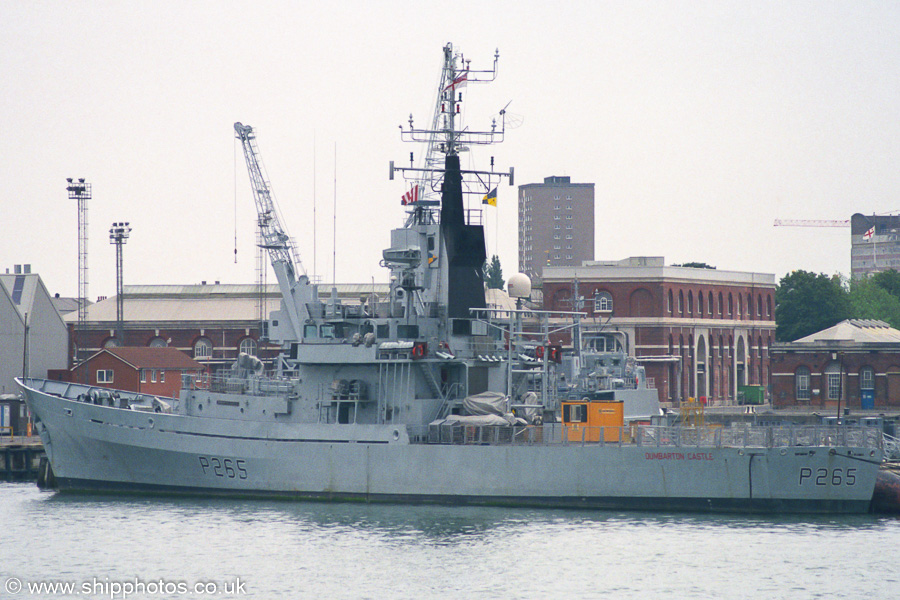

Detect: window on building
667,289,673,313
595,291,613,313
140,369,146,383
554,215,561,220
678,290,684,314
860,366,875,390
757,295,763,316
97,369,114,384
151,369,157,383
160,371,165,383
194,338,212,359
565,234,573,239
554,224,561,230
149,337,167,348
239,338,258,356
687,291,693,315
718,292,723,315
728,293,733,316
565,254,573,259
827,373,842,400
103,338,121,348
795,367,811,401
708,292,713,315
825,361,842,400
698,292,704,315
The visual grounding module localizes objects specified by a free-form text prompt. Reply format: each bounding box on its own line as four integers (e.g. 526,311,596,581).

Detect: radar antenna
390,43,514,201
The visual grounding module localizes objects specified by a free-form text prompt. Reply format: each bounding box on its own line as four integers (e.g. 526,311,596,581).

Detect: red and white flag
401,184,419,205
863,226,875,241
444,71,468,92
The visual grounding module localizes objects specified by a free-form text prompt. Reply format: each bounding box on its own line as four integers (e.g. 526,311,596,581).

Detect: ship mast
393,43,513,196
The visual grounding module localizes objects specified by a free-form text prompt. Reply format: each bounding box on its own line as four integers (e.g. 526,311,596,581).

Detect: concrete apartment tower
518,176,595,282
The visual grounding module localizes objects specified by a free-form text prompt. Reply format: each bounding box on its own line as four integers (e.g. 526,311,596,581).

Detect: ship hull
20,380,881,514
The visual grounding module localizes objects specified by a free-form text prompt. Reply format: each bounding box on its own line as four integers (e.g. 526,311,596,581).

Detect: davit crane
234,122,312,344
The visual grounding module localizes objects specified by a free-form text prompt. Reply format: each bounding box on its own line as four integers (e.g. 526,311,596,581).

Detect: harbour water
1,482,897,600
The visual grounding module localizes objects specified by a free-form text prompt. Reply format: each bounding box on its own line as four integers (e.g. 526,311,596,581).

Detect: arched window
103,338,121,348
594,291,613,313
757,294,763,317
668,289,673,313
860,366,875,391
708,291,713,315
795,366,811,401
825,361,842,400
239,338,257,356
149,337,167,348
718,292,723,316
194,337,212,359
738,294,743,318
687,290,693,315
767,295,772,318
728,293,733,316
698,291,704,315
679,290,684,314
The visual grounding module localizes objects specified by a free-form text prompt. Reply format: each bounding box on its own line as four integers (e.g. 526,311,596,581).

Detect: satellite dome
507,273,532,299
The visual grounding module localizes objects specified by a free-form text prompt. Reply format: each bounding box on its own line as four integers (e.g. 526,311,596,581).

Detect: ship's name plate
644,452,714,461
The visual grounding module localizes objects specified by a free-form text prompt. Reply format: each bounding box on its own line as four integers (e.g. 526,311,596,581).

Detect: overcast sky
3,1,899,300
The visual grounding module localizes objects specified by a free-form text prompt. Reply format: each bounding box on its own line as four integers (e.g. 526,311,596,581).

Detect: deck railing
423,423,884,450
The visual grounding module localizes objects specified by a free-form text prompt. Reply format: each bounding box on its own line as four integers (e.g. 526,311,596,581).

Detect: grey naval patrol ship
18,43,885,513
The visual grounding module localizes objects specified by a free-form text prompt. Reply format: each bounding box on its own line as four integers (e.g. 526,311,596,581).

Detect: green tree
871,268,900,300
848,276,900,328
775,270,850,342
484,255,504,290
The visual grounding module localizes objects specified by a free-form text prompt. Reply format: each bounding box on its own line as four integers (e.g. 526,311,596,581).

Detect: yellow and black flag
482,187,497,207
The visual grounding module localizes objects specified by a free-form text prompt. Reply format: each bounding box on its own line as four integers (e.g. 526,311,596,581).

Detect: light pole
109,222,132,346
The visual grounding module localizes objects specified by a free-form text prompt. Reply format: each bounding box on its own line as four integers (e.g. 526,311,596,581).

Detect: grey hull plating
21,380,882,514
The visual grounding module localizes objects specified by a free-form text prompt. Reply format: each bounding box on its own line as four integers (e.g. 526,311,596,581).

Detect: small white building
0,266,68,394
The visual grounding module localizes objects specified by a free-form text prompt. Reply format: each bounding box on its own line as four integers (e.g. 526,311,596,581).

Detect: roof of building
793,319,900,344
543,256,775,286
0,272,65,326
85,347,205,370
51,295,81,315
66,283,392,324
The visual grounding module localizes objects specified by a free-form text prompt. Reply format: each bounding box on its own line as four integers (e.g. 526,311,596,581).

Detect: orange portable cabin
561,400,624,442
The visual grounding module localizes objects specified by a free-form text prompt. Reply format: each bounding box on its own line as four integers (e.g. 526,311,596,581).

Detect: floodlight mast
67,177,91,360
234,122,309,343
108,221,131,346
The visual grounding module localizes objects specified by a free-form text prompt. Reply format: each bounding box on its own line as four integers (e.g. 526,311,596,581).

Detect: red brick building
770,319,900,409
69,347,206,398
542,257,776,405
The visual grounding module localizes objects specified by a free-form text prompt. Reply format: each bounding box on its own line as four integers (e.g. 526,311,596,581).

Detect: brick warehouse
770,319,900,409
542,257,776,406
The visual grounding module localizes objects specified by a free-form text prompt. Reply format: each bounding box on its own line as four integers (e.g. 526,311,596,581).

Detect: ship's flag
402,184,419,205
864,226,875,241
444,71,468,92
482,187,497,207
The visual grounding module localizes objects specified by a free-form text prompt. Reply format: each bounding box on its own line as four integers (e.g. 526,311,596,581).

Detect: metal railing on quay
423,423,884,450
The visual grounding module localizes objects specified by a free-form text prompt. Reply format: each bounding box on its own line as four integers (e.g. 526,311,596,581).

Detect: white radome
507,273,532,298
